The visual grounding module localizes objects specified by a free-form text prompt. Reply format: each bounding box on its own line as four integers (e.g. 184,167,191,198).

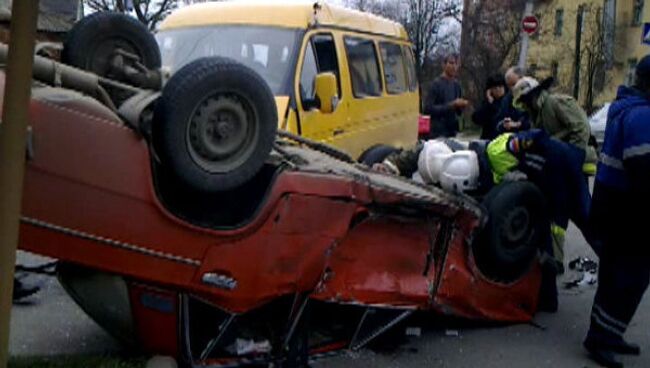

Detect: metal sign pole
0,1,40,366
518,0,535,69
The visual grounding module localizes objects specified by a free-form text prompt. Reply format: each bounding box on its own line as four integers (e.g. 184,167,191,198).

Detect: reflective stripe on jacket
486,133,518,184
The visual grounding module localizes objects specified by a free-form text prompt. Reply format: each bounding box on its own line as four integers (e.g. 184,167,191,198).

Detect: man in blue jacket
583,55,650,368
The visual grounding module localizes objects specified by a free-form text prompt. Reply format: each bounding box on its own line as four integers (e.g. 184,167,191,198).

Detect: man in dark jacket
424,54,469,138
500,66,531,132
472,74,507,140
583,55,650,368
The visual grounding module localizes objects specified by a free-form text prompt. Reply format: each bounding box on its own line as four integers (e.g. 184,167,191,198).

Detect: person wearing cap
472,73,508,140
511,76,598,173
511,76,598,268
423,54,470,138
583,55,650,368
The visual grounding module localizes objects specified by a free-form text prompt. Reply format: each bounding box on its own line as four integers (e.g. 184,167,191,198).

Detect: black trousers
587,249,650,343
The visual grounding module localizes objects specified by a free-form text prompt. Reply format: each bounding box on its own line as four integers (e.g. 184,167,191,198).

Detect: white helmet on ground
439,151,480,193
418,140,453,184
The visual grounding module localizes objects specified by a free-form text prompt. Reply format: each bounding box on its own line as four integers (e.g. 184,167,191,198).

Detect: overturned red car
10,12,547,368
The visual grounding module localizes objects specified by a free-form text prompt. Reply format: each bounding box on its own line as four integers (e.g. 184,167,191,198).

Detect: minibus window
402,46,418,92
157,26,300,95
299,33,340,109
312,34,341,96
299,42,319,103
380,42,408,94
344,37,382,98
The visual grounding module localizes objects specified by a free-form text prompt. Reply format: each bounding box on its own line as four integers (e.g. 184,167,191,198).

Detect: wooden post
0,1,40,366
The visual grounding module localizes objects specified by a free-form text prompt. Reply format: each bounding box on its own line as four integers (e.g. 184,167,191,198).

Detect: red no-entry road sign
522,15,539,35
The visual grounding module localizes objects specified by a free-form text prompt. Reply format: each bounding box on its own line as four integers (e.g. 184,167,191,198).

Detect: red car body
11,72,541,365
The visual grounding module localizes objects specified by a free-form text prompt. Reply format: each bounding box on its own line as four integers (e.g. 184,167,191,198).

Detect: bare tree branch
83,0,216,30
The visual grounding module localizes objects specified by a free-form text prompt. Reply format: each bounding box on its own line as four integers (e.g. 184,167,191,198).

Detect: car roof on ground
159,1,408,40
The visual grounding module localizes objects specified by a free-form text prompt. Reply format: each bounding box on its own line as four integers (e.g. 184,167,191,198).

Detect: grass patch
8,356,146,368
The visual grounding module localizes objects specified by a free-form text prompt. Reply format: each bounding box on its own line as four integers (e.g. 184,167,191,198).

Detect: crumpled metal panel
195,194,358,313
312,215,436,307
433,232,541,322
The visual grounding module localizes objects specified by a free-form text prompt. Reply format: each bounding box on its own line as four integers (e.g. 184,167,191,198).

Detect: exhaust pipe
0,43,143,98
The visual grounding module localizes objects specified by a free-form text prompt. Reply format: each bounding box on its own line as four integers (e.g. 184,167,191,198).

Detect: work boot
12,278,40,302
585,336,641,356
584,340,624,368
537,262,558,313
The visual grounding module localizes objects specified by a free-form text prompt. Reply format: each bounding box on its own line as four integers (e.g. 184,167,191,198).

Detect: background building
462,0,650,112
0,0,81,42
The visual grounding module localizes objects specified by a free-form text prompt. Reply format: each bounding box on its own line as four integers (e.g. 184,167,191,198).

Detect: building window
626,58,638,85
633,0,644,26
555,8,564,37
551,61,559,81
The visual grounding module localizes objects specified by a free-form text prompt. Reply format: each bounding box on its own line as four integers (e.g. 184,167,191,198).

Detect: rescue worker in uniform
583,55,650,368
511,76,599,267
373,129,594,312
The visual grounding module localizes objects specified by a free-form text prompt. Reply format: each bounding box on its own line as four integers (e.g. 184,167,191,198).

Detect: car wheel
153,57,277,193
472,181,548,282
359,145,398,166
62,12,161,77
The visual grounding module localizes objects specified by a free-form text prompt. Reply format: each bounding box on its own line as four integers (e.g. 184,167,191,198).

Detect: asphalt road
9,224,650,367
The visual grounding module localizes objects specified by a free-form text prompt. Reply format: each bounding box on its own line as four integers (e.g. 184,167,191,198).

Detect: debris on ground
146,356,177,368
445,329,460,337
564,257,598,289
225,338,272,356
568,257,598,273
405,327,421,337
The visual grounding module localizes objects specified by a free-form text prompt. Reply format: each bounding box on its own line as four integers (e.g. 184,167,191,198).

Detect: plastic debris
225,338,272,356
405,327,421,337
445,329,460,337
568,257,598,273
564,257,598,289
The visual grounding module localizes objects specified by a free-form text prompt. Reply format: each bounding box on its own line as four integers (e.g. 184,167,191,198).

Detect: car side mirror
314,72,338,114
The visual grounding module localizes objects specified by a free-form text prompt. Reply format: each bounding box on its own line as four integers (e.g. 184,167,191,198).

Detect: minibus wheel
153,57,277,193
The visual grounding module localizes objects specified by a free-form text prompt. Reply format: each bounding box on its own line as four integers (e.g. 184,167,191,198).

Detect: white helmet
512,76,539,110
418,140,453,184
439,151,480,193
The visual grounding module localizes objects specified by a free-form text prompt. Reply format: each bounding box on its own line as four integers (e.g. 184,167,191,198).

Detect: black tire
472,181,548,282
62,12,161,77
359,145,398,166
153,57,277,193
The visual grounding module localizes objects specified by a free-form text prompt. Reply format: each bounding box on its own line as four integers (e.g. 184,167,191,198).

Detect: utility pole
573,4,585,99
518,0,535,69
0,1,40,366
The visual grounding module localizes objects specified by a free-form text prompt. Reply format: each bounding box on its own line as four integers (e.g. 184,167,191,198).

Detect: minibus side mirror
314,72,339,114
